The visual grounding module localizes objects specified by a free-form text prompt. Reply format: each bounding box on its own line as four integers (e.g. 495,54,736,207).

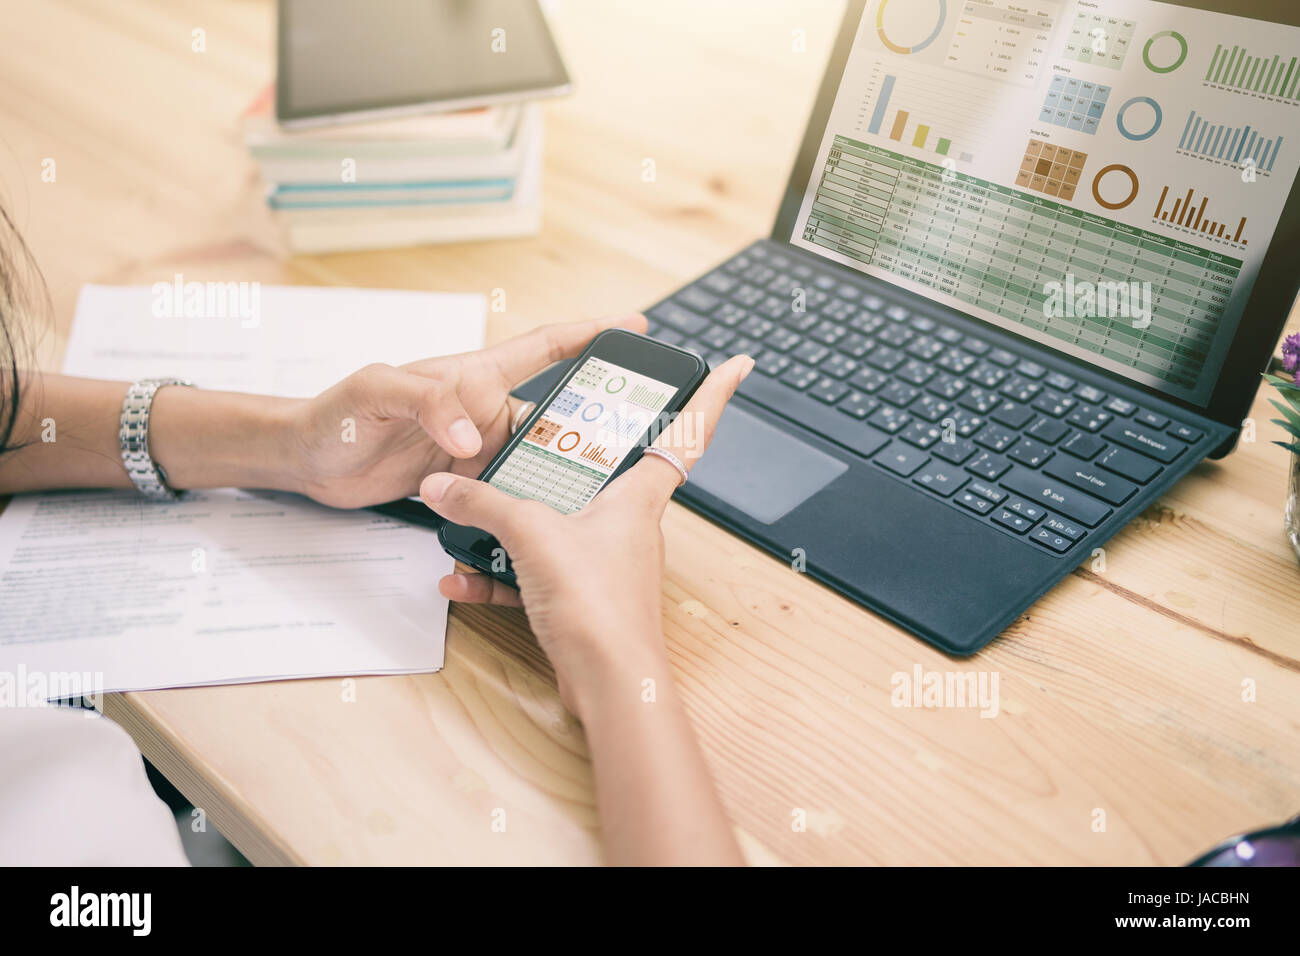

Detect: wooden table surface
3,0,1298,865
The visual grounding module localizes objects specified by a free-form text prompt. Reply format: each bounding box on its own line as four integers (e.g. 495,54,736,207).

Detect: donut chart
603,375,627,394
580,402,604,422
1117,96,1163,140
876,0,947,55
1143,30,1188,73
1091,164,1140,210
556,431,580,452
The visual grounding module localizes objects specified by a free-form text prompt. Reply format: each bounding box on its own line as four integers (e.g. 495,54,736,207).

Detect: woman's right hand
418,355,753,719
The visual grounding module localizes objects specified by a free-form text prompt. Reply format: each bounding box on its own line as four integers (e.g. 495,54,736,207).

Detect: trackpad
688,405,848,524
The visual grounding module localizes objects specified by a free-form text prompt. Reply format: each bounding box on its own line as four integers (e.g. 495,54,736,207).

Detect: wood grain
2,0,1297,865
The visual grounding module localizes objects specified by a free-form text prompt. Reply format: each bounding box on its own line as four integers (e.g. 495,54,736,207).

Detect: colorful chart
1204,43,1300,100
1116,96,1163,140
1177,110,1284,171
1016,139,1087,200
943,0,1058,87
1063,9,1137,70
863,65,989,163
1040,75,1110,134
876,0,947,55
549,387,582,418
525,417,561,447
1143,30,1188,73
1152,184,1249,246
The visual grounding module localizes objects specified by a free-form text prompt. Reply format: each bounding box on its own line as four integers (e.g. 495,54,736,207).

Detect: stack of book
243,90,543,254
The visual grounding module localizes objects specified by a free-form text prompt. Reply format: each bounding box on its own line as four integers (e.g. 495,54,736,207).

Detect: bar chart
1152,184,1249,246
1176,110,1284,171
863,66,990,163
1203,44,1300,101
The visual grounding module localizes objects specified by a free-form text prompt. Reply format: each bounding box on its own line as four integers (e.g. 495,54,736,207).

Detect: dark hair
0,204,42,455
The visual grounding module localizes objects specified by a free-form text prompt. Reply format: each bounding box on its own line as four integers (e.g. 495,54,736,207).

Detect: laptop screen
786,0,1300,406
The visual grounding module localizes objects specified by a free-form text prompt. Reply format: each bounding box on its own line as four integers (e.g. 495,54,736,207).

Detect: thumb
420,472,539,545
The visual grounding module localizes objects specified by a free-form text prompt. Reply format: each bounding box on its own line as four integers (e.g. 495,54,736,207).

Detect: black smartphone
436,329,709,586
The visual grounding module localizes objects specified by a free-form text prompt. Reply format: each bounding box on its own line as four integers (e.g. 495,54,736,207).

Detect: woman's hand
418,355,752,717
287,314,645,508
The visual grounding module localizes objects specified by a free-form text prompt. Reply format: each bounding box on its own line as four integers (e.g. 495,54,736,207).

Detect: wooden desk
3,0,1298,865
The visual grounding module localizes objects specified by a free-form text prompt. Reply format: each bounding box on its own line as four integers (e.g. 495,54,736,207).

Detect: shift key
1001,466,1112,527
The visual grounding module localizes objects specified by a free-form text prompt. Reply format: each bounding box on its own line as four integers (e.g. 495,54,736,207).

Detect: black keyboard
646,244,1207,557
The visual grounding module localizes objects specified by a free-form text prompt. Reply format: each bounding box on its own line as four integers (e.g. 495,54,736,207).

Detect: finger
420,471,543,546
605,355,754,508
361,363,482,459
438,572,523,607
487,314,648,386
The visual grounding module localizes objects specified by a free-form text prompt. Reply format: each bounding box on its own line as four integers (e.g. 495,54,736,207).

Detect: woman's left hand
288,314,645,508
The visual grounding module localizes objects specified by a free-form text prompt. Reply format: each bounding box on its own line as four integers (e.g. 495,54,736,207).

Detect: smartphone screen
437,329,708,580
490,355,679,514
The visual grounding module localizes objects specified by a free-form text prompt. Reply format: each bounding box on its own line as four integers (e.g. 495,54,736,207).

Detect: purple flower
1284,332,1300,374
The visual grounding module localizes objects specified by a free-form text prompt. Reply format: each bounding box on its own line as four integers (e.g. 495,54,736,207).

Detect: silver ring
509,401,536,436
641,446,688,487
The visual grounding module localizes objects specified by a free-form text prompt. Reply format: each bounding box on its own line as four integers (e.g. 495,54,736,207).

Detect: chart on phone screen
491,357,674,514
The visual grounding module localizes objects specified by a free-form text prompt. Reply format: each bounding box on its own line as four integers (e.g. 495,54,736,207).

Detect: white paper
0,284,485,693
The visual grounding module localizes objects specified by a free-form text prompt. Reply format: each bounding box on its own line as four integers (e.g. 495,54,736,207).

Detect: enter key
1044,453,1137,506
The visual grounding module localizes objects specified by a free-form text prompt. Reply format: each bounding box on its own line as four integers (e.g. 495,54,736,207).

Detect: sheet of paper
0,284,485,693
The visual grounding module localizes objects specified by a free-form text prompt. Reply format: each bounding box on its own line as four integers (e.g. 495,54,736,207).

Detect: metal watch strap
119,378,195,501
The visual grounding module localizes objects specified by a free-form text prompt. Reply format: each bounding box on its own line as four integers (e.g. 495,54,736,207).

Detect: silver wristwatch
119,378,195,501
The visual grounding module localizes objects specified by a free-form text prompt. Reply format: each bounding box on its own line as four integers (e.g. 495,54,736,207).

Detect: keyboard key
1041,515,1084,540
809,377,849,405
955,490,995,515
765,327,802,352
701,272,738,294
879,325,912,347
861,294,884,311
913,464,967,498
819,353,858,379
1001,467,1112,527
823,298,855,322
911,315,936,333
950,408,986,437
975,424,1017,453
714,302,748,327
679,287,721,313
868,406,910,434
1000,377,1042,403
1168,422,1204,443
926,373,967,400
755,352,791,377
969,361,1008,388
849,367,888,393
906,336,944,361
1096,445,1160,484
1031,389,1076,418
1027,416,1069,444
837,391,879,419
837,332,872,359
1044,454,1137,505
875,442,928,477
646,323,684,346
935,326,963,345
1045,371,1077,391
1003,497,1045,521
733,283,764,306
961,337,990,356
897,359,935,386
993,508,1034,534
1075,384,1107,404
701,326,736,350
867,346,906,371
967,480,1006,505
1104,396,1137,417
1015,359,1047,380
737,373,889,460
780,364,819,391
933,437,977,464
850,312,885,335
652,302,710,335
740,315,774,338
1059,430,1106,460
885,304,910,322
1102,422,1187,463
837,284,860,301
1007,437,1054,468
811,320,846,346
1030,526,1077,553
967,451,1011,481
1135,409,1169,429
909,394,952,422
900,421,943,449
988,348,1017,367
793,341,830,366
880,381,920,407
991,400,1035,430
958,386,999,414
937,350,977,374
1066,404,1112,432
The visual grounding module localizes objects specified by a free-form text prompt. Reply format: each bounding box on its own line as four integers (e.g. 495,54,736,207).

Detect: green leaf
1263,372,1300,394
1269,419,1300,442
1271,440,1300,455
1270,399,1300,431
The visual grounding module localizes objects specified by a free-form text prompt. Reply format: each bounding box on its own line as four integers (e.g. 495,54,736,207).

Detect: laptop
507,0,1300,656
